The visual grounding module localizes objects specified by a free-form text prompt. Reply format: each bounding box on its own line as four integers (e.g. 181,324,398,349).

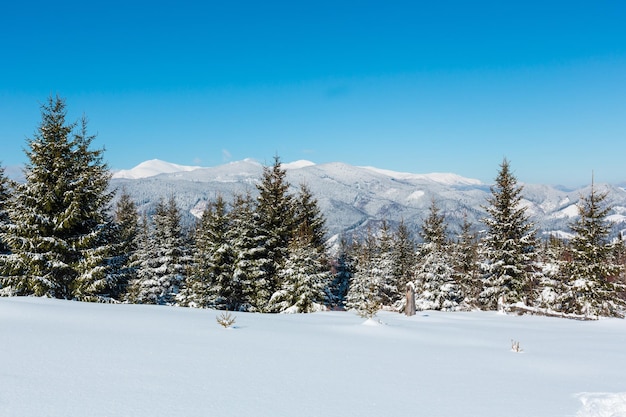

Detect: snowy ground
1,297,625,417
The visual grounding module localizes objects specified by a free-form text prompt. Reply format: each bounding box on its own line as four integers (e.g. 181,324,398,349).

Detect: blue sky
1,1,625,186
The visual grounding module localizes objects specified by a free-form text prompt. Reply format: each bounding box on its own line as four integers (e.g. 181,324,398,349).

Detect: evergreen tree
391,219,416,293
452,212,481,308
345,228,383,317
1,98,114,300
0,165,11,256
128,197,189,305
414,200,463,311
109,189,140,300
178,196,235,309
230,193,273,311
268,236,330,313
328,236,356,309
125,213,150,303
481,159,537,310
0,165,12,291
376,221,399,307
419,199,447,252
254,156,294,303
293,183,327,254
558,182,625,317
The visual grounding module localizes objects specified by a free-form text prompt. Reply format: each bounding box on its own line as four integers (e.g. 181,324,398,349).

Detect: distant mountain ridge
112,158,485,186
111,159,626,242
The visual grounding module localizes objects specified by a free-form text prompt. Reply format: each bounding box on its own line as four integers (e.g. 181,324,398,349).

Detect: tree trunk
405,282,416,316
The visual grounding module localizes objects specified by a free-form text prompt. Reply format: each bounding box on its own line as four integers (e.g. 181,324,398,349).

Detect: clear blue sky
1,0,625,186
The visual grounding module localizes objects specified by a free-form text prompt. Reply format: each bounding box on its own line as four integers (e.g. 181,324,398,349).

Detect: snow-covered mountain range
111,159,626,241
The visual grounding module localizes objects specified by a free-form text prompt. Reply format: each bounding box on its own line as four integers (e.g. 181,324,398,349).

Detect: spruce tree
0,165,11,256
345,227,383,317
481,159,537,310
1,97,114,300
254,156,294,304
109,189,140,300
230,193,273,311
329,236,356,309
375,221,399,307
414,200,463,311
179,196,235,309
293,183,327,254
0,165,12,291
391,219,416,293
452,212,481,308
559,182,625,317
128,196,189,305
268,236,330,313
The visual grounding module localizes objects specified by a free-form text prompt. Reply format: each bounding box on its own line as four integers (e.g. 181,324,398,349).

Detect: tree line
1,97,625,318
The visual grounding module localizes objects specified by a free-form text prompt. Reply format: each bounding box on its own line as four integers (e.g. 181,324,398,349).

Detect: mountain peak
112,159,202,179
283,160,316,170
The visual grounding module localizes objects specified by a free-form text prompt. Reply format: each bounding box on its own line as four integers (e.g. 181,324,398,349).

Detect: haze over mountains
110,159,626,243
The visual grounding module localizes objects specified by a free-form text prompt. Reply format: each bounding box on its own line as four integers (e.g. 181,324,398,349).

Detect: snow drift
1,297,625,417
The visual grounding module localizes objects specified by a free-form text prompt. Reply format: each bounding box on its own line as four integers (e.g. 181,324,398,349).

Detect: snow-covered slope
362,165,483,186
1,297,624,417
109,159,626,240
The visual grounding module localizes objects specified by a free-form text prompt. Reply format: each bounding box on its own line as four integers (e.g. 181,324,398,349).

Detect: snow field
1,297,625,417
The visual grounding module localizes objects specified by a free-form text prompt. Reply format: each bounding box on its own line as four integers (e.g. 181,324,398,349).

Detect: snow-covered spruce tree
414,199,463,311
178,195,235,309
230,193,273,311
0,165,12,290
391,219,416,295
128,196,189,305
328,236,356,309
108,189,140,300
480,159,538,310
268,235,331,313
0,165,11,256
345,227,384,317
268,182,331,313
124,213,150,303
376,221,400,307
452,212,481,308
254,156,294,307
558,182,625,318
293,183,327,255
1,98,114,300
533,235,568,311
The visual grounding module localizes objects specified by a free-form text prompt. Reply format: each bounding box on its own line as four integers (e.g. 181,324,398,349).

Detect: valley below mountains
111,159,626,244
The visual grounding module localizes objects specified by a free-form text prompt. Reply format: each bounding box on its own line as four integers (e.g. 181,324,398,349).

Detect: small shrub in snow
216,311,236,328
511,339,523,353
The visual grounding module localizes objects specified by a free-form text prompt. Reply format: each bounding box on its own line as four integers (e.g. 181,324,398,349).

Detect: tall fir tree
1,98,114,300
376,221,400,307
178,195,235,309
452,212,481,308
345,227,383,317
0,165,11,256
481,159,537,310
293,183,327,254
109,189,140,300
0,165,12,289
558,182,625,317
391,219,416,294
125,213,150,303
329,236,356,309
254,156,294,304
414,199,463,311
128,196,189,305
230,193,273,311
